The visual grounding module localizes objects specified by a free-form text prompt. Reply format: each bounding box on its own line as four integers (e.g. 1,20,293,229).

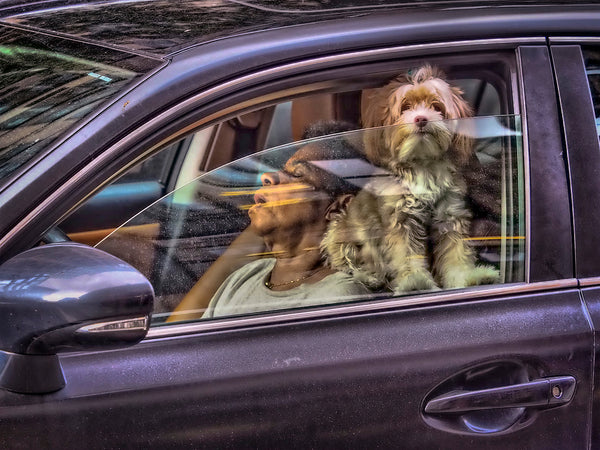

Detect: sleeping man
169,121,370,321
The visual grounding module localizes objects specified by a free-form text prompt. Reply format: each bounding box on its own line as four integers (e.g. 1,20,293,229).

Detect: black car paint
0,28,159,185
0,1,598,448
0,290,591,447
4,1,600,57
0,243,153,394
520,45,574,282
551,44,600,279
552,43,600,449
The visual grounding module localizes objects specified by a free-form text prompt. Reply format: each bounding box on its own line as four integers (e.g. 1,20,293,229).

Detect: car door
550,41,600,450
0,26,592,450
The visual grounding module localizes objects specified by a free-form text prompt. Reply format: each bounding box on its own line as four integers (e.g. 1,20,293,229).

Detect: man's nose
261,171,290,186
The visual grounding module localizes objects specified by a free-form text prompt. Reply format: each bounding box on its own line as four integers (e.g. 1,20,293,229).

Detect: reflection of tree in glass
585,49,600,120
0,28,151,179
4,0,369,55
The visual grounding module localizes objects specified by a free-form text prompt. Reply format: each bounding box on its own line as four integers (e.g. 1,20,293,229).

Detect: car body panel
580,287,600,449
0,290,592,448
0,25,161,188
519,45,573,282
2,1,600,56
551,41,600,450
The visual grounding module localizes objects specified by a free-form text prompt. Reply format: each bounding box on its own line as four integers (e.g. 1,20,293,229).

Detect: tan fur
323,65,498,292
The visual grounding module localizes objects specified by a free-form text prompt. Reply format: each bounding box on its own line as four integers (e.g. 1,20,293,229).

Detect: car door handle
424,376,576,414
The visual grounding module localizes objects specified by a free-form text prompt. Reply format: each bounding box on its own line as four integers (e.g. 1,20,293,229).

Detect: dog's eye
432,102,445,114
400,102,410,113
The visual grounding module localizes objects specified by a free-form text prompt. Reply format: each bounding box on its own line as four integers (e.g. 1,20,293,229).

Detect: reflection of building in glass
0,274,49,292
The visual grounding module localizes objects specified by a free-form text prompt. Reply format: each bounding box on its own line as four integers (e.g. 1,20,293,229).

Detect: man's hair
300,121,364,197
302,120,356,139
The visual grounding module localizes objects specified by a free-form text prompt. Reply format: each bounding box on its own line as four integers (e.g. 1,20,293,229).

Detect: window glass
0,27,158,183
62,68,507,245
96,115,525,324
583,47,600,136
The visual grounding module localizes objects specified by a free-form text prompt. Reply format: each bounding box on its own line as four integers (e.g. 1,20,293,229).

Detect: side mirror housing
0,243,154,394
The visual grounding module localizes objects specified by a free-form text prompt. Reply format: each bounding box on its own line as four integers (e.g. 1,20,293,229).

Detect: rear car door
0,18,592,450
551,40,600,450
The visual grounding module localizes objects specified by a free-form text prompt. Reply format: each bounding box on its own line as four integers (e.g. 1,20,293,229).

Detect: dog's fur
322,65,499,292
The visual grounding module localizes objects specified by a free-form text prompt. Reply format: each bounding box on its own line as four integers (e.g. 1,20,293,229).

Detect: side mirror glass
0,243,154,394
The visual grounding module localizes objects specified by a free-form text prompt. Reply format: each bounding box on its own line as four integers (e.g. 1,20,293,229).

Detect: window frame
134,42,568,335
551,41,600,282
1,38,575,338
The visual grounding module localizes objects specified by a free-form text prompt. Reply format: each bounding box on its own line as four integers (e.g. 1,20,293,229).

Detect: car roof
0,0,594,57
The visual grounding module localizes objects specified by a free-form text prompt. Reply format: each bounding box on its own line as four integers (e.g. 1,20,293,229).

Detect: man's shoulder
316,271,371,296
229,258,274,280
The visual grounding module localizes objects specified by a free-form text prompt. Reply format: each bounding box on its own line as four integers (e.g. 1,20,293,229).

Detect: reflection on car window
584,47,600,137
97,114,525,324
0,27,158,183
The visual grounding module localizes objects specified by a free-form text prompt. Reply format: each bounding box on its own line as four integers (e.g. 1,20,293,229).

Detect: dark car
1,0,600,447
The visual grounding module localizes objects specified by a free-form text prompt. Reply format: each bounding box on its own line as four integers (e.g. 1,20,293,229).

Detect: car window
61,69,507,244
52,57,524,323
96,114,525,324
583,46,600,136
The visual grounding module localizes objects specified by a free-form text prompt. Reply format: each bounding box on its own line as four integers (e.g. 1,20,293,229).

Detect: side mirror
0,243,154,394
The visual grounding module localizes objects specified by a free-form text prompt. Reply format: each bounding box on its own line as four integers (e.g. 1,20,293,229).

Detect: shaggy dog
322,65,499,292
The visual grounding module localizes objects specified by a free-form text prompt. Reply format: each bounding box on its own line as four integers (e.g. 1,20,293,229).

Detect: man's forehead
288,143,328,162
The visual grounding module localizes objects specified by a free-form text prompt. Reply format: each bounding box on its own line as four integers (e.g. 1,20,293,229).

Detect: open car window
96,115,525,325
58,63,513,247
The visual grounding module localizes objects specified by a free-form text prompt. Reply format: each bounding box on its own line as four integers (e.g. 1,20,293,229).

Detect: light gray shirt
203,258,370,318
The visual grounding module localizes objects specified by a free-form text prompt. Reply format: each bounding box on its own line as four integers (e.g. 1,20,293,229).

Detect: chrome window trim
147,279,578,339
516,47,532,284
76,316,149,334
0,36,543,252
549,37,600,44
579,277,600,287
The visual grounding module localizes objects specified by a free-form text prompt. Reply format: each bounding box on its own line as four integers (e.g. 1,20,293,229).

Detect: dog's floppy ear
448,85,475,164
361,88,391,166
362,76,412,165
361,88,380,128
325,194,354,221
447,85,472,118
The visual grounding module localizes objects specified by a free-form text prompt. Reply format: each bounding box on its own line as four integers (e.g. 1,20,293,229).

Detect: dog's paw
392,270,439,294
353,270,387,291
442,265,500,288
464,265,500,286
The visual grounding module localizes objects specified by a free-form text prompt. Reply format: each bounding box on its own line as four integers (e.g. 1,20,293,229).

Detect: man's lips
253,184,314,205
241,184,317,211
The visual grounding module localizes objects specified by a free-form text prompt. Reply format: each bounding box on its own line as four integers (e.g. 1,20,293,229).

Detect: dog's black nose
414,116,428,128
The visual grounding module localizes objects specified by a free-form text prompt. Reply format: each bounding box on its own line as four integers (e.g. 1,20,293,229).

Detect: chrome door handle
424,376,576,414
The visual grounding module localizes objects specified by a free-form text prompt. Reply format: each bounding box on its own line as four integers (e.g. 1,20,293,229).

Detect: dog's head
362,65,473,166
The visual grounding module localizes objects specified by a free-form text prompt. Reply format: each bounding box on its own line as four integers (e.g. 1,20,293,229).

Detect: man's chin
248,217,273,237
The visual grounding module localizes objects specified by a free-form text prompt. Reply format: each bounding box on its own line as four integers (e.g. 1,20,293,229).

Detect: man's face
248,144,334,238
